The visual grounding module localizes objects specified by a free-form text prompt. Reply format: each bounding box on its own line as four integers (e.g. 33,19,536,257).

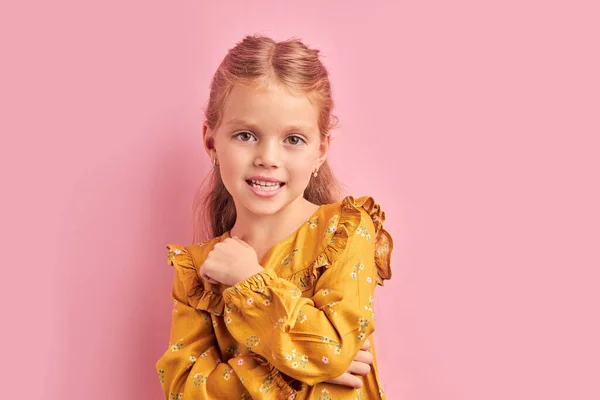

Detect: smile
245,179,286,197
246,179,285,190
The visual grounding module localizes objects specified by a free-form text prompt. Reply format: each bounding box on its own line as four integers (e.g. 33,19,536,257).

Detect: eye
233,131,256,142
285,135,306,146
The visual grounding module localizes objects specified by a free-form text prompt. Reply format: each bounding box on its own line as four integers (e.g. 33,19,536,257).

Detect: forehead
221,82,319,132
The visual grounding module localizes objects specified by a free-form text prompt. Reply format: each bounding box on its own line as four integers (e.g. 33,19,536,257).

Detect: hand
199,237,264,286
324,339,373,389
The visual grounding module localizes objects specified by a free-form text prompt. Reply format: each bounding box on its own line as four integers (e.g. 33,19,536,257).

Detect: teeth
249,179,281,187
248,179,283,191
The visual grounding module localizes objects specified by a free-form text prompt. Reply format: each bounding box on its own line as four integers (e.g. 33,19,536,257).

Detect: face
203,81,329,217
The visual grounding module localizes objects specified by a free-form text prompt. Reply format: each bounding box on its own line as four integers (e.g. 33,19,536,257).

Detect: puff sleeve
222,197,394,386
155,245,251,399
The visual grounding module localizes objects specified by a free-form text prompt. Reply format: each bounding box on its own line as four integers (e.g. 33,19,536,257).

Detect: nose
254,138,281,168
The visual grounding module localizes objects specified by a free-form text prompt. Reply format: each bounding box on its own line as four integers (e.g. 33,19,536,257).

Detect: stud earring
213,158,219,168
312,169,318,178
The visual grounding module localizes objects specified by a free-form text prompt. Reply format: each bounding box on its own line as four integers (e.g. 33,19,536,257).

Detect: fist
199,237,264,287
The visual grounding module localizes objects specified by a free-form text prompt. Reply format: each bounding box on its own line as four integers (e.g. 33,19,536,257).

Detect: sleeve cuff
223,269,279,303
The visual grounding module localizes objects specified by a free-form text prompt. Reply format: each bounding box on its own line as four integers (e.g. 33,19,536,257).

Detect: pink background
1,0,599,399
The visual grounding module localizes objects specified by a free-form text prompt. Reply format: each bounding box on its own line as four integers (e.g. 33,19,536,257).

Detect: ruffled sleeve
221,195,394,387
167,243,227,316
156,244,252,399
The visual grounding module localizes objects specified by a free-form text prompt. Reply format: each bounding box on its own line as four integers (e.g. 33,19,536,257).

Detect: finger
199,269,219,284
347,361,371,376
360,338,371,351
324,372,363,389
353,350,374,365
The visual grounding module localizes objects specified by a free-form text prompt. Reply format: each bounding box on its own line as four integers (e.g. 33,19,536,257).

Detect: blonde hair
193,34,345,242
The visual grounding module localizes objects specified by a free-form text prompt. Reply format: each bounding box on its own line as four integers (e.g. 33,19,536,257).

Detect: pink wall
2,1,599,399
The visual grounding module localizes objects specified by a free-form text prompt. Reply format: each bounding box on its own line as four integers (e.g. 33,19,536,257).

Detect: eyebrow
225,117,314,133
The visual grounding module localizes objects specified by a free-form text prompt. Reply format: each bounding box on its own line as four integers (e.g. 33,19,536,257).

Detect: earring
213,158,219,168
312,168,318,178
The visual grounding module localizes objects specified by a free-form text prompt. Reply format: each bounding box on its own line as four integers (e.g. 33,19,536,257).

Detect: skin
200,80,373,389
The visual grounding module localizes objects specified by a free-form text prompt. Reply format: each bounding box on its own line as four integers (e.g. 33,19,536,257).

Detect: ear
317,134,330,168
202,122,217,160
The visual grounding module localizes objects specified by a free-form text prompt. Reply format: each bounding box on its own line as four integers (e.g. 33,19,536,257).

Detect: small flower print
322,356,329,364
222,367,232,380
351,262,365,279
247,298,254,305
200,348,211,359
307,216,319,228
367,276,372,283
274,317,286,329
192,372,207,386
357,317,370,340
318,388,332,400
356,225,372,241
324,302,338,317
321,335,342,354
284,348,308,369
170,340,184,352
259,376,274,393
353,389,366,400
296,310,308,324
245,335,260,350
326,215,340,234
226,345,239,357
238,359,244,365
282,248,299,267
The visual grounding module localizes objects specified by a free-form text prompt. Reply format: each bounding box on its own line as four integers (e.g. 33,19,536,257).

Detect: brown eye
234,132,256,142
286,135,305,146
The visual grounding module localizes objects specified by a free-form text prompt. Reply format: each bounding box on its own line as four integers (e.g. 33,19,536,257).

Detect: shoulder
336,194,394,285
327,194,387,232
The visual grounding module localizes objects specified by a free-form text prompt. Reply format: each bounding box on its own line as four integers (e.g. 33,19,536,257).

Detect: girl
156,34,394,399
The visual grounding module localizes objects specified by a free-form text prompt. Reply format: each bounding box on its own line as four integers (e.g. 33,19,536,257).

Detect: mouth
245,179,285,191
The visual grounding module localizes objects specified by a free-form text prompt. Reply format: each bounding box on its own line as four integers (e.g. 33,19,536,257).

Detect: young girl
156,34,394,399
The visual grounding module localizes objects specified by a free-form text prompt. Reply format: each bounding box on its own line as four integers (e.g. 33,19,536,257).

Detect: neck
230,197,316,245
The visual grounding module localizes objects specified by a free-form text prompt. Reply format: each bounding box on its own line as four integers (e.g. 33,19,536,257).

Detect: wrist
233,264,264,286
252,263,264,275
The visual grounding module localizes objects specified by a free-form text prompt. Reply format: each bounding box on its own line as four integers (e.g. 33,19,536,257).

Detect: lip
246,176,285,183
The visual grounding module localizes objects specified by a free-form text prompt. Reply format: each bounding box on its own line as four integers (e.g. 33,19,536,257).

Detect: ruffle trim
255,355,299,400
351,195,394,285
166,195,394,315
295,194,394,288
166,242,227,316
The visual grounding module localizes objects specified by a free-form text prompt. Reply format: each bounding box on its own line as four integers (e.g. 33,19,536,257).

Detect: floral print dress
156,195,394,399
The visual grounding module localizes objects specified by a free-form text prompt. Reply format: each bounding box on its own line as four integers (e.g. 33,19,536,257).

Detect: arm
222,210,384,386
156,247,249,399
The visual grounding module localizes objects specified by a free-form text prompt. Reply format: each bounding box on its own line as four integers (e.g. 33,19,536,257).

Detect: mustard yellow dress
156,195,394,400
